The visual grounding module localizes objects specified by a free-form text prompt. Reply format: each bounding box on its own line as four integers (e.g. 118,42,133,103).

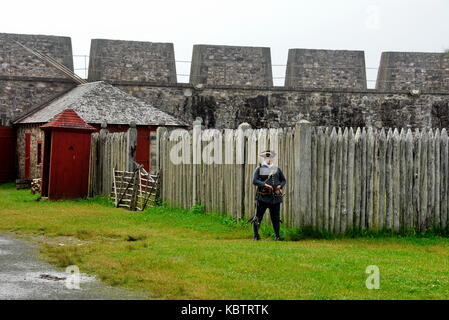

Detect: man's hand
274,185,281,192
264,184,273,190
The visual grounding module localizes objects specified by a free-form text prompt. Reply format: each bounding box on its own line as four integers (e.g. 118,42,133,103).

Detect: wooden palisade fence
157,120,449,234
88,123,135,197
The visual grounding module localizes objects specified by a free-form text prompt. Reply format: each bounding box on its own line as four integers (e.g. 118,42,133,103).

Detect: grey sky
1,0,448,87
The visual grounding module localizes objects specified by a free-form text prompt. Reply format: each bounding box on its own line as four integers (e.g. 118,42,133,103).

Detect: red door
0,127,16,182
24,133,31,179
48,131,91,199
136,127,150,172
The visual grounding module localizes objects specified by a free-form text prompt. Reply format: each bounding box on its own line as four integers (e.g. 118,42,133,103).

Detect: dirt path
0,234,147,300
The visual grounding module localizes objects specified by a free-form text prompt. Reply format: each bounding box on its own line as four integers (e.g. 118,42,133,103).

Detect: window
37,141,43,165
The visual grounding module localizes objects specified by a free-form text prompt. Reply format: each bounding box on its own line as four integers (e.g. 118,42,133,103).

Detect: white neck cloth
262,161,273,168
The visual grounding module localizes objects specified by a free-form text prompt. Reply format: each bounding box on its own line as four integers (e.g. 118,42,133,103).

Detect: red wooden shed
40,109,96,200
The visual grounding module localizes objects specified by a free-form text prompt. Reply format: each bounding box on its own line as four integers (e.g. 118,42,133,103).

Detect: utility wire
0,49,448,71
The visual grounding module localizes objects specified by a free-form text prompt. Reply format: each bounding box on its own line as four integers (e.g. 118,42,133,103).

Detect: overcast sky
1,0,448,87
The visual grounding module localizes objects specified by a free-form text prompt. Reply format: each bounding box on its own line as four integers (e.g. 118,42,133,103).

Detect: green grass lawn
0,183,448,299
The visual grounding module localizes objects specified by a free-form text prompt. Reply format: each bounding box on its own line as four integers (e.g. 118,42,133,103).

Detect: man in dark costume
251,150,287,241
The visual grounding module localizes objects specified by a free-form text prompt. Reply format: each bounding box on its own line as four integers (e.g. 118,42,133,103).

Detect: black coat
252,164,287,204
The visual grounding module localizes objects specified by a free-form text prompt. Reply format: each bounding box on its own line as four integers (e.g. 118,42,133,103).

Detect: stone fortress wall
285,49,367,90
88,39,177,84
1,32,449,129
0,33,75,125
376,52,449,92
190,44,273,87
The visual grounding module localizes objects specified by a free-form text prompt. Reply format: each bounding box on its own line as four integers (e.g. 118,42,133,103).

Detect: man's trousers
256,201,281,237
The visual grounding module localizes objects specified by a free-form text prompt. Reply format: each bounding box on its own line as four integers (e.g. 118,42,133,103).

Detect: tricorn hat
259,150,277,158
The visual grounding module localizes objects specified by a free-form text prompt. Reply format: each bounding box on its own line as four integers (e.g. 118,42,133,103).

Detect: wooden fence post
127,121,138,172
155,125,167,172
237,122,251,218
441,129,448,230
294,120,312,228
156,126,168,199
154,122,166,172
99,122,109,195
192,117,202,206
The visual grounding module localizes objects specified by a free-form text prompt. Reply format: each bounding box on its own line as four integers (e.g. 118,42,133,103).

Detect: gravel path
0,234,146,300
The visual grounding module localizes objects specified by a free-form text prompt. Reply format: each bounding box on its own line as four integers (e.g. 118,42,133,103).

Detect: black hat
259,150,276,158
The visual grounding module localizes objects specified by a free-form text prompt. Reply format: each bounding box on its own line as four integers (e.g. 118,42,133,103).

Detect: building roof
15,81,184,126
41,109,96,131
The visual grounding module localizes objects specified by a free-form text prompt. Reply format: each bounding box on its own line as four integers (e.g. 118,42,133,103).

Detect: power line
2,63,449,74
1,66,448,84
0,75,447,85
1,49,448,71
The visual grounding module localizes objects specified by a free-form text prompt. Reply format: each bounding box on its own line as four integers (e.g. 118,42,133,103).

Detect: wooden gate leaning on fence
88,125,160,210
156,120,449,235
111,166,159,211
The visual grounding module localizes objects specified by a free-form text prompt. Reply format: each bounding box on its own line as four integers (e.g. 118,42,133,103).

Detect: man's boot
273,220,282,241
252,217,261,241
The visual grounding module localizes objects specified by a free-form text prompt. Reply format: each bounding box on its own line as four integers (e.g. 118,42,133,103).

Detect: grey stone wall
376,52,449,92
88,39,177,83
116,83,449,130
190,44,273,87
0,33,74,78
0,33,76,125
2,32,449,131
285,49,367,90
0,79,74,125
16,125,44,179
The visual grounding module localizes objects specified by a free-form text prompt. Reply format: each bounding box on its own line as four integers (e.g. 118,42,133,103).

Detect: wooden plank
412,129,421,230
385,129,393,231
366,128,374,230
360,128,367,230
399,129,406,232
420,129,428,232
113,166,118,206
427,129,435,230
372,129,380,231
323,127,331,232
316,127,325,232
311,127,318,229
392,129,400,232
434,129,441,230
334,128,343,234
347,128,355,232
288,128,295,227
295,121,312,228
440,129,448,230
353,128,361,231
340,128,348,234
377,129,386,230
329,128,337,233
405,129,414,231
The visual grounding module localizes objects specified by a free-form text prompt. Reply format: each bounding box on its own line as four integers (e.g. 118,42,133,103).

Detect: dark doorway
0,127,16,182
